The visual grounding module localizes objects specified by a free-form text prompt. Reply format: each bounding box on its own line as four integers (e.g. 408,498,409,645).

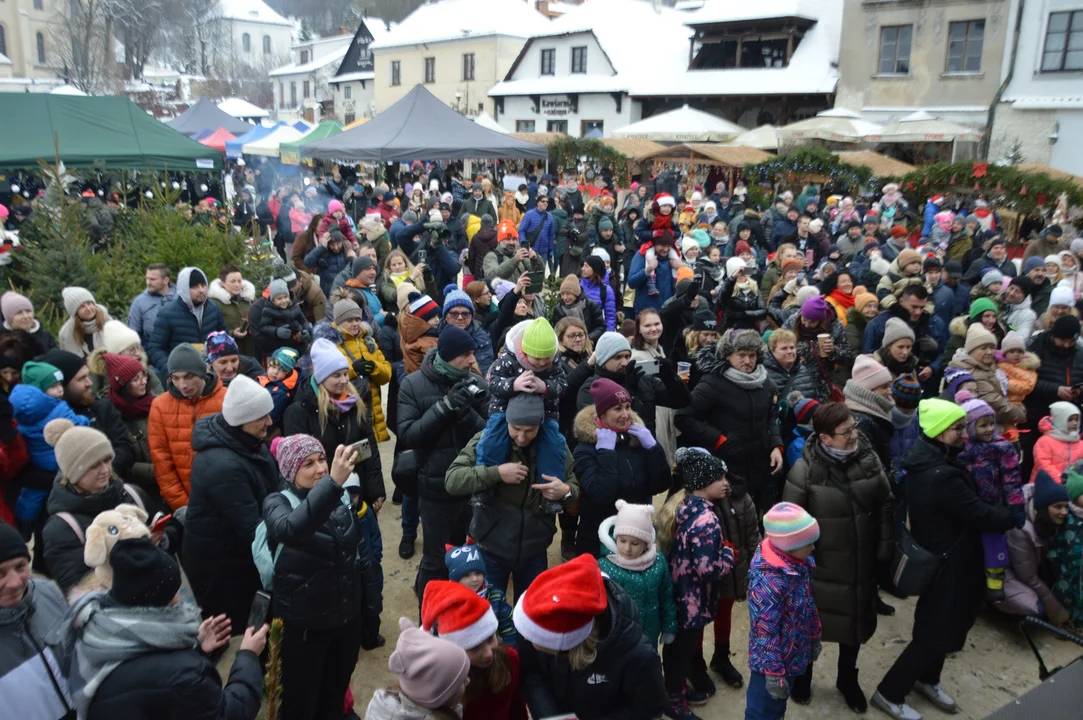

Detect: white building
206,0,294,75
489,0,690,136
328,16,393,125
269,32,353,123
990,1,1083,174
0,0,65,92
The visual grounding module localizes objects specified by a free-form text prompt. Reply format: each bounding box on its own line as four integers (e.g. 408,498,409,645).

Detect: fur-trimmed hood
573,404,647,445
312,317,375,346
998,349,1041,371
695,344,728,375
207,277,256,305
949,314,969,338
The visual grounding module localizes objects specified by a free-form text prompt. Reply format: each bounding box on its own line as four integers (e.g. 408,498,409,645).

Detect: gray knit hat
594,331,631,367
882,317,916,348
167,344,207,378
718,329,765,361
333,299,364,324
221,374,274,427
62,286,96,318
268,279,289,300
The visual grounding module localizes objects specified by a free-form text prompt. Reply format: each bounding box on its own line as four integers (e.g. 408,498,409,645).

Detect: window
242,33,251,53
547,119,568,133
581,120,604,138
300,50,309,64
35,32,45,64
946,20,984,72
1042,11,1083,72
462,52,475,81
571,46,587,73
33,0,43,9
290,81,297,108
478,102,484,113
391,60,401,85
424,57,435,83
0,25,5,58
344,85,352,100
517,120,536,132
878,25,912,75
278,82,284,109
540,48,555,75
303,80,310,99
344,113,356,124
263,35,271,54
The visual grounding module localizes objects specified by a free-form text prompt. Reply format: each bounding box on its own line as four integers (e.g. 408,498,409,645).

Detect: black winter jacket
263,476,378,631
762,352,823,403
182,415,280,629
1026,330,1083,413
253,301,311,353
551,297,606,345
88,646,262,720
519,579,666,720
42,478,145,592
575,360,690,435
720,280,768,330
282,378,385,505
147,268,227,376
75,397,137,479
396,350,487,503
558,350,594,448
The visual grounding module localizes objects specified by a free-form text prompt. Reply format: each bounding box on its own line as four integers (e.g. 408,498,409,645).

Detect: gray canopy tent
302,85,547,161
166,98,254,136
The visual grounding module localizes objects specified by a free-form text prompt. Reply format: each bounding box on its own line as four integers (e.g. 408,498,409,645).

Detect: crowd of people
1,164,1083,720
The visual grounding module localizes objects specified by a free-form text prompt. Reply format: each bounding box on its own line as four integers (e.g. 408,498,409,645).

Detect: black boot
398,535,416,559
791,664,813,704
686,655,716,698
709,644,744,688
836,667,868,713
876,595,896,616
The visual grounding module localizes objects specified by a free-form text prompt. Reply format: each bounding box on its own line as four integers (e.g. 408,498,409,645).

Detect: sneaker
984,586,1006,603
709,648,745,689
877,596,896,616
398,535,416,559
912,683,958,714
663,693,702,720
836,669,868,713
791,668,812,705
687,664,716,699
684,688,709,707
872,692,922,720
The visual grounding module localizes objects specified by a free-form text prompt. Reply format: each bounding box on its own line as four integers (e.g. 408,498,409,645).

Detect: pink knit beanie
764,502,820,552
851,354,893,391
388,617,471,709
612,500,655,544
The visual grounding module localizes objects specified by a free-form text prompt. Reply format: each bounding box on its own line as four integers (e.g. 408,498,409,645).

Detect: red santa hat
420,580,498,650
365,208,382,217
930,194,945,206
512,554,608,651
654,193,676,209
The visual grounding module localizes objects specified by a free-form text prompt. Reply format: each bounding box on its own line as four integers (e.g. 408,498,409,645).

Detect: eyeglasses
446,310,472,319
563,332,586,340
831,426,859,437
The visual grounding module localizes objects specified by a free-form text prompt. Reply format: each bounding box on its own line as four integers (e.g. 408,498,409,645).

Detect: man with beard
38,349,135,479
147,267,226,377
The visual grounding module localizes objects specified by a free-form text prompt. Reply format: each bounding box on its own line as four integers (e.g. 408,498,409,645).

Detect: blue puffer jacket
304,244,351,297
580,275,617,331
147,267,227,376
518,209,555,256
627,250,675,314
10,385,91,470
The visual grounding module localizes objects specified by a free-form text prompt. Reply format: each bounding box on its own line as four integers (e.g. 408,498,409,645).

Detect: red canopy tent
199,127,236,152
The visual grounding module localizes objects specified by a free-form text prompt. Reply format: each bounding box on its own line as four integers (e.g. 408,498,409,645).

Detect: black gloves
353,358,376,377
275,326,292,340
300,329,311,343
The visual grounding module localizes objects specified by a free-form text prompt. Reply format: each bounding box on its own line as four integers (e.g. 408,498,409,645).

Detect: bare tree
50,0,119,94
108,0,169,81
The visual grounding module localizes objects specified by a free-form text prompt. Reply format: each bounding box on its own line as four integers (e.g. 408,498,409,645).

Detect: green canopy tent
279,121,342,165
0,94,223,170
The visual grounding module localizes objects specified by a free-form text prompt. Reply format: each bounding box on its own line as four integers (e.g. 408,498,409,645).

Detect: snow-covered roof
214,0,292,27
0,53,11,66
218,97,269,118
490,0,690,97
50,85,88,96
361,17,394,45
683,0,823,25
330,71,374,84
269,46,349,77
370,0,545,50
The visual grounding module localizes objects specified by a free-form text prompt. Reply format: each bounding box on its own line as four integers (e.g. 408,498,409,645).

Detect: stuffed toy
83,503,150,586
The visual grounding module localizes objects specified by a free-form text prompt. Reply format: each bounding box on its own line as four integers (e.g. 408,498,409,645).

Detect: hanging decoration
900,162,1083,214
743,147,876,190
548,137,633,186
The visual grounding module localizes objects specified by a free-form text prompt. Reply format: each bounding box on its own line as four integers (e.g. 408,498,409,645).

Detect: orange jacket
148,376,226,509
400,311,438,375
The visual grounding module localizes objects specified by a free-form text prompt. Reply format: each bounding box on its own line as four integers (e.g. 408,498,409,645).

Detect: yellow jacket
336,324,393,442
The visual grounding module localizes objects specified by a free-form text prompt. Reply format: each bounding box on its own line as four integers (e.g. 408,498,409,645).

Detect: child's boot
647,271,660,296
687,655,716,698
709,644,744,688
663,691,702,720
791,664,813,704
985,567,1006,602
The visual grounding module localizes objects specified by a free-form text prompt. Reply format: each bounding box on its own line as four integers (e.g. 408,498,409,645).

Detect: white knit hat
795,285,820,307
725,257,747,279
62,287,96,318
101,320,142,354
1001,331,1025,353
612,500,655,544
1050,286,1074,308
221,374,274,427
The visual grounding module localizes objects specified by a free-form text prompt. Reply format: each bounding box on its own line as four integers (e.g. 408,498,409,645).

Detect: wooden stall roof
835,151,914,177
508,132,566,146
640,143,772,167
599,137,666,160
1016,162,1083,187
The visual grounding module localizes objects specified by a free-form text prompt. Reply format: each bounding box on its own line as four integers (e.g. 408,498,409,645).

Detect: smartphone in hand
248,590,271,630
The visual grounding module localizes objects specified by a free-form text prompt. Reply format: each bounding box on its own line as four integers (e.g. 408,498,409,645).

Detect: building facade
990,0,1083,173
0,0,64,91
204,0,293,77
370,0,542,116
328,17,392,125
835,0,1010,128
270,33,353,123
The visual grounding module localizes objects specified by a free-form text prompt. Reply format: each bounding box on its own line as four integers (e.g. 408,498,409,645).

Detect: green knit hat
918,398,966,439
1065,468,1083,503
521,317,557,359
968,297,998,321
21,361,64,393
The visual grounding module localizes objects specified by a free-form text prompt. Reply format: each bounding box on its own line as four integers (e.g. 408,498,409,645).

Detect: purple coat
747,539,822,677
668,494,733,629
957,438,1025,510
580,275,616,331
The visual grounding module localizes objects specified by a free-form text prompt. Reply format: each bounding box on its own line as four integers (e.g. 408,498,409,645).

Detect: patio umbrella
776,109,884,144
724,124,778,150
613,104,744,142
473,111,507,134
878,111,983,143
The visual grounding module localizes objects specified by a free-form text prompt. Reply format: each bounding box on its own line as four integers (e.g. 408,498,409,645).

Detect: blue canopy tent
292,121,311,133
226,122,283,159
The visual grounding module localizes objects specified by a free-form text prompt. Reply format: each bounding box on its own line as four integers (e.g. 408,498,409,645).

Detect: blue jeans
475,414,566,482
401,493,419,537
360,507,384,588
480,549,547,604
745,672,793,720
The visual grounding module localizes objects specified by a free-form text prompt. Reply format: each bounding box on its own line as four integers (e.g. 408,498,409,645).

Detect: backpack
252,487,355,591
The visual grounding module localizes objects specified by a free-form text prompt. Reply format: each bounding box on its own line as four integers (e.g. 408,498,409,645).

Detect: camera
465,384,485,398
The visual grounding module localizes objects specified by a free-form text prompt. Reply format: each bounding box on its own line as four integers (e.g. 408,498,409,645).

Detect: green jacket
445,432,579,567
481,244,545,282
598,552,677,647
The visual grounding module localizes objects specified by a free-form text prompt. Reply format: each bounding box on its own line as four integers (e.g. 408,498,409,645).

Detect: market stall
639,142,771,193
226,122,284,159
612,105,744,142
166,97,253,136
279,121,342,165
243,125,305,157
198,127,237,153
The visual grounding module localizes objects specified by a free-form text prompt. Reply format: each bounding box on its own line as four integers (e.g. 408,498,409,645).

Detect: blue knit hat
1033,470,1069,510
442,284,474,317
444,541,486,582
1024,255,1046,274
